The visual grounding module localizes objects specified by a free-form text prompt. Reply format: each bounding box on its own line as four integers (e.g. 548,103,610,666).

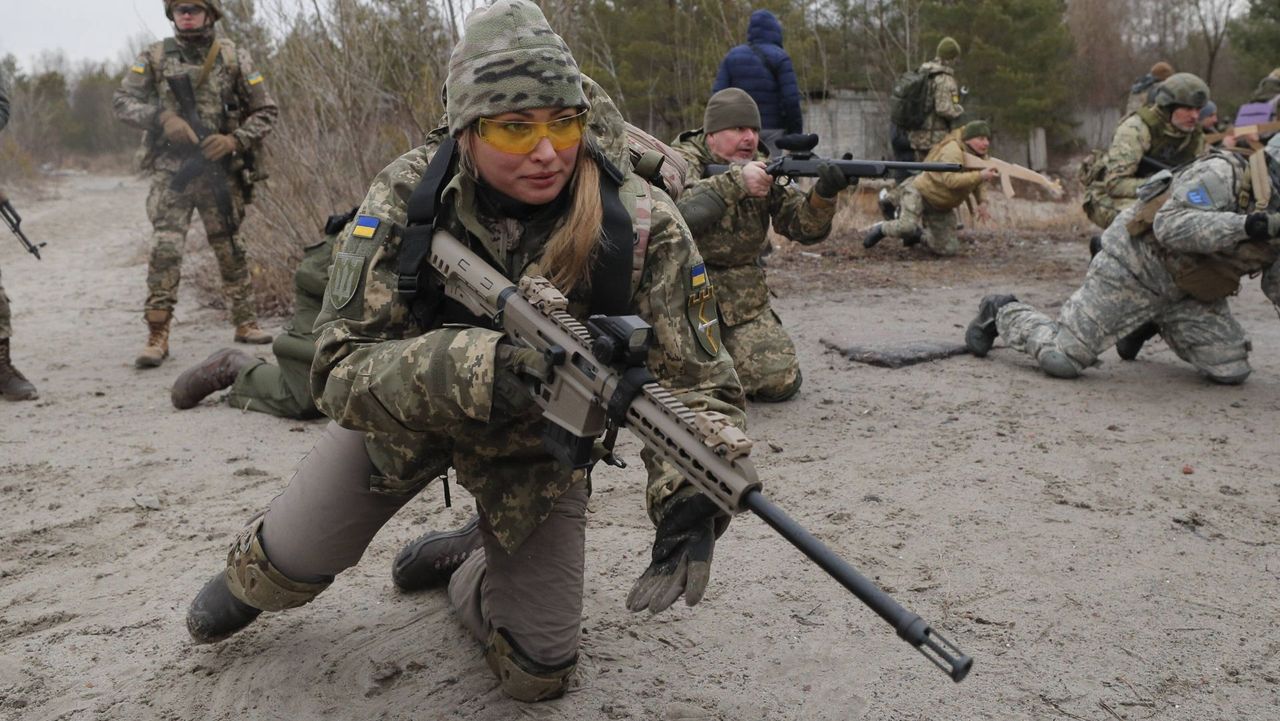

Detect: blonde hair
458,130,603,294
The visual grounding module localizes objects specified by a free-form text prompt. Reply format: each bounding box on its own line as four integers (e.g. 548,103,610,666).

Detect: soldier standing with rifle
113,0,277,368
0,78,39,401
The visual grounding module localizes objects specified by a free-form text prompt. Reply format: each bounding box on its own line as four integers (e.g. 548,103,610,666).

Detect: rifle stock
707,157,964,181
961,155,1064,199
427,228,973,682
1,198,44,260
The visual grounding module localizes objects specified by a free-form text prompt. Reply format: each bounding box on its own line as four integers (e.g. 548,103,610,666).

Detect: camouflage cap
703,88,761,134
164,0,222,22
937,37,961,62
445,0,587,136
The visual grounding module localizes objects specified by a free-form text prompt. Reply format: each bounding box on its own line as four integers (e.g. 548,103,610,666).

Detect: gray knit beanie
703,88,761,134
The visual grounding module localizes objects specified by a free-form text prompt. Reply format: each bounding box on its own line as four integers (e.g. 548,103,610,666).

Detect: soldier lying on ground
965,135,1280,385
184,0,746,702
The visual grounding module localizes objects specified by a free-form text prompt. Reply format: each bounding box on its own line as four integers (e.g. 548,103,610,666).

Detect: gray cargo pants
259,421,587,668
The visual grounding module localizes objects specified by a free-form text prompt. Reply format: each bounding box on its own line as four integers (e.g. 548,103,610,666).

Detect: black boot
187,573,263,644
392,515,483,592
964,294,1018,357
901,228,923,247
0,337,38,401
1116,321,1159,361
863,223,887,249
1089,234,1103,258
877,188,897,220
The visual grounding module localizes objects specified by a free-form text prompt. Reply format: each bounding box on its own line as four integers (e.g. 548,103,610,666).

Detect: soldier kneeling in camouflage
965,135,1280,384
671,88,852,401
184,1,745,702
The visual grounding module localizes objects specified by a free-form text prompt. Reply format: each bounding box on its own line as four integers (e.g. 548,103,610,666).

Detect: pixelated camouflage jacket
910,129,987,211
671,129,834,326
310,129,746,552
113,34,277,173
1095,109,1203,203
907,61,962,150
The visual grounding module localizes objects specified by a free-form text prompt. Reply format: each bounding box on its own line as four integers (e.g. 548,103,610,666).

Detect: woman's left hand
626,489,722,614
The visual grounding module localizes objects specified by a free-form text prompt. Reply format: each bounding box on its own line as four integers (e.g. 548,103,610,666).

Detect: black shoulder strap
397,137,458,298
748,44,780,86
588,151,635,317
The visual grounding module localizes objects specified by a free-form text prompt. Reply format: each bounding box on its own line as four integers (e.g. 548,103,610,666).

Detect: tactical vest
1129,149,1280,302
1134,107,1202,173
140,37,245,173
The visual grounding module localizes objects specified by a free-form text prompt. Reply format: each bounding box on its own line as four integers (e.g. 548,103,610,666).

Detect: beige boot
233,321,272,345
136,309,171,368
0,338,39,401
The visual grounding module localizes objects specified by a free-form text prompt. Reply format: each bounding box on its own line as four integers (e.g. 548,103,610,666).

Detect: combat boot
234,321,272,345
0,338,38,401
901,228,923,247
863,223,887,249
1115,322,1159,361
1088,234,1103,259
171,348,257,409
877,188,897,220
964,294,1018,357
187,572,263,644
135,309,171,368
392,515,483,592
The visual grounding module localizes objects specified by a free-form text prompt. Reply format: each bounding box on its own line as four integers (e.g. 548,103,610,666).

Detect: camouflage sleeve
1151,157,1249,254
933,73,963,120
113,50,162,130
311,144,506,434
1102,117,1149,199
768,182,834,245
232,47,278,148
634,189,747,522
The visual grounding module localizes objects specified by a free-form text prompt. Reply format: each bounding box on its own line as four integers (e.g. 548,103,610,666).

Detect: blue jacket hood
747,10,783,47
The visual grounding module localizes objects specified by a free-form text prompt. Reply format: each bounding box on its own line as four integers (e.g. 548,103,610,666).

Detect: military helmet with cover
1151,73,1209,110
164,0,222,22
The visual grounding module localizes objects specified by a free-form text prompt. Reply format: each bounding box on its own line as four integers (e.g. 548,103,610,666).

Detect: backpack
625,123,688,200
890,67,942,131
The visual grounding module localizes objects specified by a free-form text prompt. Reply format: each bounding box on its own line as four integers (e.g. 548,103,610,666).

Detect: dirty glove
158,110,198,146
1244,212,1280,241
201,133,239,161
814,161,854,199
492,343,550,415
626,488,724,614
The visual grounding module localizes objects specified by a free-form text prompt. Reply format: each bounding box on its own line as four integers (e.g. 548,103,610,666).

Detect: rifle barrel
745,490,973,682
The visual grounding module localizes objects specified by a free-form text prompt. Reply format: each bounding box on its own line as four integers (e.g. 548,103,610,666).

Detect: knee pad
1203,361,1251,385
1037,349,1081,379
484,628,577,703
225,514,332,612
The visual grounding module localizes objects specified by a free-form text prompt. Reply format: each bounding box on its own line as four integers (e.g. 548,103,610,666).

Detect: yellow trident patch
685,263,722,357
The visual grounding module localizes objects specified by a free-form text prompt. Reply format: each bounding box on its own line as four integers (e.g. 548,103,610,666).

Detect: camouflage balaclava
445,0,588,137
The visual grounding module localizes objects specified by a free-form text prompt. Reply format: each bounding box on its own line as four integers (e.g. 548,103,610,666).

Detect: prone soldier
113,0,278,368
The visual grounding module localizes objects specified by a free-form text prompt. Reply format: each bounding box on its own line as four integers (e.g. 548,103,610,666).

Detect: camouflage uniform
200,3,745,701
995,151,1280,383
113,33,277,326
906,60,963,156
882,129,987,256
225,235,334,418
1084,107,1204,230
672,129,836,400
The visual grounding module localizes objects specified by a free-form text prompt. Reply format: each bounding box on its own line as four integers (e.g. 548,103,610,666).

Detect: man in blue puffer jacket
712,9,803,150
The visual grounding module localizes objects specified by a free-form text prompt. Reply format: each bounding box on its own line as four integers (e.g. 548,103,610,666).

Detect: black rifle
165,74,238,232
707,133,964,181
0,194,44,260
1138,155,1172,177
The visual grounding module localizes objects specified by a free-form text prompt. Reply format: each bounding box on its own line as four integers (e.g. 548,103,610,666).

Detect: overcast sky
0,1,175,70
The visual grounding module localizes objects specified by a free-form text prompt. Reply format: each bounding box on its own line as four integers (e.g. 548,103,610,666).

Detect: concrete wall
802,89,892,160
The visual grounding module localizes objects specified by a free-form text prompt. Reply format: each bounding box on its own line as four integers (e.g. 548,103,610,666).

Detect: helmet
164,0,222,22
1152,73,1209,110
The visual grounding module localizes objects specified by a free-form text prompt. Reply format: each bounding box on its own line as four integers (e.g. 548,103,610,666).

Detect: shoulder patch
686,265,722,357
352,214,380,238
328,252,366,310
1185,185,1213,208
247,71,264,86
130,63,147,74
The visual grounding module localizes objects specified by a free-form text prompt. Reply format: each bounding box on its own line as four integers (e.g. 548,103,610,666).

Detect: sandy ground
1,173,1278,721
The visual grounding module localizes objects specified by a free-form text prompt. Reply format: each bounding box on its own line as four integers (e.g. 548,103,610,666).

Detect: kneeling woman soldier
185,0,745,702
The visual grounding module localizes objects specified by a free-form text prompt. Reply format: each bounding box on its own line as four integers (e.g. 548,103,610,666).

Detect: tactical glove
1244,212,1280,241
814,161,854,199
492,343,550,415
158,110,198,146
201,134,239,161
626,488,724,614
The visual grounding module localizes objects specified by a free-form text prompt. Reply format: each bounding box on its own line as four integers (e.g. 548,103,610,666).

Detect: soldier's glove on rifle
201,134,239,162
626,487,726,614
158,110,198,146
1244,212,1280,241
492,343,550,415
814,161,854,198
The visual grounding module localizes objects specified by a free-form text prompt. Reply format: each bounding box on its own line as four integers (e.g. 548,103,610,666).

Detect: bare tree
1189,0,1238,85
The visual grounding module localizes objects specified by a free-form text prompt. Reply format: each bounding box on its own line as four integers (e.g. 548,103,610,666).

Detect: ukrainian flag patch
247,72,264,86
130,63,147,74
690,263,707,288
351,215,380,239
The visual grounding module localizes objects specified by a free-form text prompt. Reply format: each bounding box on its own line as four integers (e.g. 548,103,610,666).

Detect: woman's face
470,107,583,205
